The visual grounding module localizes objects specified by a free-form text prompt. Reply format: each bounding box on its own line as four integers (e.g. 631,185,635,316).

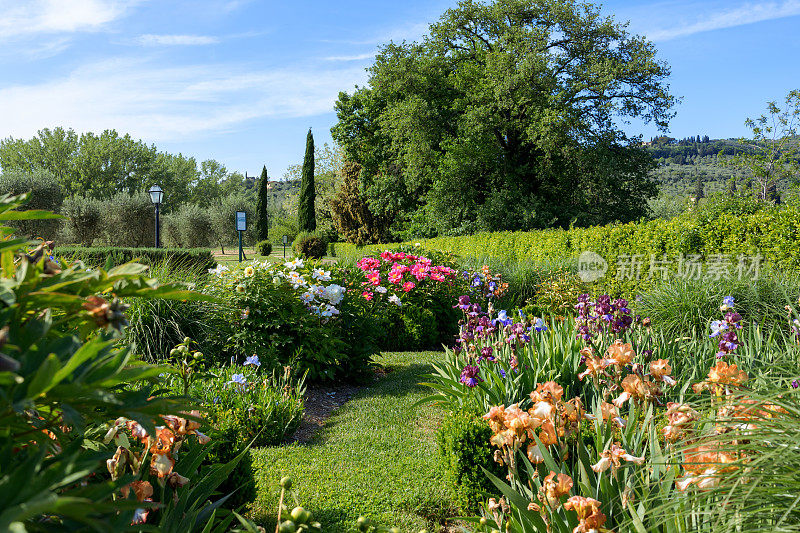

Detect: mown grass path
249,351,457,532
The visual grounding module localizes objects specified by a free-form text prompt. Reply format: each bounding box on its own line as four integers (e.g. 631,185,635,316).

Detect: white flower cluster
214,258,347,319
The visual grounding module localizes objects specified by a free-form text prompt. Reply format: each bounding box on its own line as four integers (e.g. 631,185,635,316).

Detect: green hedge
56,246,217,272
436,410,503,513
335,202,800,295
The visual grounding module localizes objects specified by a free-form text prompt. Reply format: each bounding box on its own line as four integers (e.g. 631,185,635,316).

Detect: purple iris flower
459,365,482,388
454,295,471,311
710,320,728,337
480,346,495,361
495,310,512,326
229,373,247,386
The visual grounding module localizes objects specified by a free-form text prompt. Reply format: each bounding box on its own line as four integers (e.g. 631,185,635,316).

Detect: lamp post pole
155,202,161,248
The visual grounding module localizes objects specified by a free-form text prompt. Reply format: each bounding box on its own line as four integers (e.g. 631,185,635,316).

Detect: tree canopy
0,127,247,210
332,0,676,238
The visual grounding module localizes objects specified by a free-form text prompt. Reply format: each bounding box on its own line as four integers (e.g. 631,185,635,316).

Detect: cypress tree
297,128,316,232
255,165,270,241
694,172,704,200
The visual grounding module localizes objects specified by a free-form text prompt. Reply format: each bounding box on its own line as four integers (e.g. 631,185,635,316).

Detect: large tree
297,129,316,232
731,89,799,202
332,0,675,237
255,165,270,241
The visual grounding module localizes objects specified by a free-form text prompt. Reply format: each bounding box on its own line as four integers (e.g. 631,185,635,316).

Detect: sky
0,0,798,180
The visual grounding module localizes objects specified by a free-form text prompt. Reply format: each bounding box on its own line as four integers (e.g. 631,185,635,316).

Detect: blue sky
0,0,798,180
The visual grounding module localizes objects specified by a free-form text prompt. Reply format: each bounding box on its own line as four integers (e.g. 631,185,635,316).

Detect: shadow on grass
286,357,441,449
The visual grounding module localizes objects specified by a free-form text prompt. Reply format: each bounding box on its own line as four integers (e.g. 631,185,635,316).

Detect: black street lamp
148,185,164,248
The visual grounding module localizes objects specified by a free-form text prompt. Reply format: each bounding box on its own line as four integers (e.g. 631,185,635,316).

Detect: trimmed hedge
56,246,217,272
436,410,503,513
335,201,800,295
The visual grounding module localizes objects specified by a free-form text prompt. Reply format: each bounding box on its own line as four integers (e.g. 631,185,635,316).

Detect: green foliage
436,410,504,513
173,203,215,248
57,245,217,272
729,89,800,201
332,0,674,236
257,240,273,256
123,260,218,362
298,129,317,232
330,161,392,245
341,247,470,350
256,165,271,241
650,387,800,532
204,261,378,381
399,306,438,349
0,127,245,209
250,351,456,531
103,192,155,247
634,271,800,337
59,194,103,246
0,193,237,530
364,200,800,297
0,169,64,239
209,192,258,252
423,317,585,414
293,232,328,259
163,363,306,510
271,214,299,245
524,269,588,318
192,365,305,448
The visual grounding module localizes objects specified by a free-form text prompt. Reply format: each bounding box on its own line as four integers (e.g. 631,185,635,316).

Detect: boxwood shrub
436,410,504,513
256,240,273,256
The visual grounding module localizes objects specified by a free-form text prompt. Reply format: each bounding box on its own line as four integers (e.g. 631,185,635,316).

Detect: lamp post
148,185,164,248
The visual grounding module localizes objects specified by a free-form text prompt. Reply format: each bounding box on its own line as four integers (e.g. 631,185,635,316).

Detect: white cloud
320,21,430,46
645,0,800,41
0,58,368,142
0,37,73,60
0,0,140,39
324,53,375,62
138,34,220,46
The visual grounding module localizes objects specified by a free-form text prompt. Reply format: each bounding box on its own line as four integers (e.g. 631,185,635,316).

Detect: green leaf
25,353,61,398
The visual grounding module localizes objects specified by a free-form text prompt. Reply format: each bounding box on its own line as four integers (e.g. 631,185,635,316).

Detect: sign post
236,211,247,262
282,235,288,259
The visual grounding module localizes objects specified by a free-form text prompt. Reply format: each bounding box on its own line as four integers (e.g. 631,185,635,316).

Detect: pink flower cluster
355,251,458,301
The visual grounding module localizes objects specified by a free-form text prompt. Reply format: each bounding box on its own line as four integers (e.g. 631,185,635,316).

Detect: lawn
214,248,295,265
248,351,458,532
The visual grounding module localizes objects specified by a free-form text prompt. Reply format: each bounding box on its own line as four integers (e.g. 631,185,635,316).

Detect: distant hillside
643,136,798,197
243,177,299,210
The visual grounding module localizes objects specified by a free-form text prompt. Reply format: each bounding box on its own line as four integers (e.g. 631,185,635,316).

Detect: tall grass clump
635,270,800,337
123,258,221,361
